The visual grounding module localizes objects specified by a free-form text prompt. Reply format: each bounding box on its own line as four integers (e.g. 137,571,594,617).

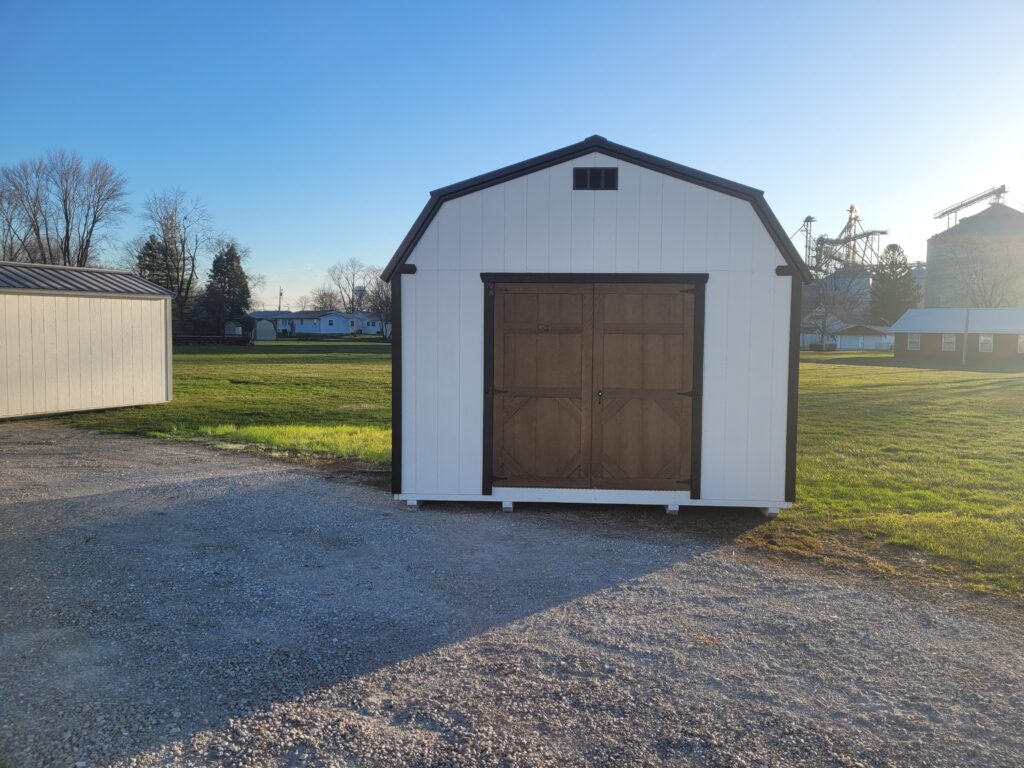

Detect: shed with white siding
0,262,173,419
383,136,811,516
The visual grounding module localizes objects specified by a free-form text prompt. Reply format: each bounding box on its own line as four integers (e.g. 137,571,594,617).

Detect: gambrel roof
383,135,811,282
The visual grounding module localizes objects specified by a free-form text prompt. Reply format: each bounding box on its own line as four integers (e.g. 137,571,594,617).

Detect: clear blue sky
2,0,1022,307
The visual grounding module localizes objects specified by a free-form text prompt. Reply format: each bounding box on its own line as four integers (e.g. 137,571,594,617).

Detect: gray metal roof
836,324,892,335
0,262,174,298
249,309,348,319
248,310,286,319
890,308,1024,334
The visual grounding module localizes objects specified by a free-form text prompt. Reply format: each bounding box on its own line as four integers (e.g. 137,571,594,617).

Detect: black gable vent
573,167,618,190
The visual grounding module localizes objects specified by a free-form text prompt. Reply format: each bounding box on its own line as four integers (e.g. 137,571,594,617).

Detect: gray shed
0,262,174,419
253,319,277,340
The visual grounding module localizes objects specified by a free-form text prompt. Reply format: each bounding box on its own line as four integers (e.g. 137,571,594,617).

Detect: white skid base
396,488,790,514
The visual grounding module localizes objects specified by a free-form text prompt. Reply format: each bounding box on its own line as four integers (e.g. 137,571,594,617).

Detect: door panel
591,284,694,490
489,280,696,492
492,284,593,487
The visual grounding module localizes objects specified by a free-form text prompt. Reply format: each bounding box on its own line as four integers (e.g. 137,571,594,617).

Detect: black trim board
389,263,416,495
480,273,707,497
783,271,801,502
689,281,706,499
480,272,709,285
384,136,812,283
482,282,495,495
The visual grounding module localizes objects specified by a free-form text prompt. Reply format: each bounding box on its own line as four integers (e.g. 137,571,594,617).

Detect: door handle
597,389,603,404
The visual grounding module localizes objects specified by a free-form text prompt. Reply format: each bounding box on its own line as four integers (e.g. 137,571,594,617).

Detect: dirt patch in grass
740,522,1024,606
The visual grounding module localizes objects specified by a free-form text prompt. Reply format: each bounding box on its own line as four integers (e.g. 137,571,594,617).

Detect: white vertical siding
615,160,641,273
548,163,573,272
480,186,505,272
457,271,484,493
637,169,663,273
526,169,550,272
401,151,794,504
504,177,528,272
412,270,438,493
0,294,171,419
435,275,462,492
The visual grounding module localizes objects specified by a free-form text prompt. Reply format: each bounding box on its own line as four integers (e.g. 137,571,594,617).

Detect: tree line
0,150,392,336
802,244,922,347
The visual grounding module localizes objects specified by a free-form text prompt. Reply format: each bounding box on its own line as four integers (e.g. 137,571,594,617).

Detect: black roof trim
0,261,175,297
383,135,811,283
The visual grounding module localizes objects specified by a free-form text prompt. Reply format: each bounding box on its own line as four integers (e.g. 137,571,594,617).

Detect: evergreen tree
869,244,922,325
135,234,172,288
202,242,252,331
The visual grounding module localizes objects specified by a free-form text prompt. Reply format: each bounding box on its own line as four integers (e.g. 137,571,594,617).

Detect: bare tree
802,265,870,348
951,242,1022,308
327,257,373,313
133,190,213,325
309,285,341,311
365,274,393,339
0,151,128,265
293,294,312,311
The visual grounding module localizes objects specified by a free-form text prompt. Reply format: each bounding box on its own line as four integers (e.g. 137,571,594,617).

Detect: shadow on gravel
0,464,761,766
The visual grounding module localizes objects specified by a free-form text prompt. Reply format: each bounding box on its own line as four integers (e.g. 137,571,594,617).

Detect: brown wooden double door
488,280,701,492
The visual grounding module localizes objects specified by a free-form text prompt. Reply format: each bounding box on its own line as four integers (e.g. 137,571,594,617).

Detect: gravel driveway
1,423,1022,768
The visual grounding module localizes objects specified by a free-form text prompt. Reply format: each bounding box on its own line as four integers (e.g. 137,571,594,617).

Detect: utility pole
278,286,283,312
962,308,970,367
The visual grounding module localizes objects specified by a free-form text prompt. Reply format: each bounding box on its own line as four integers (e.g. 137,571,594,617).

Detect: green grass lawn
63,342,1024,594
778,350,1024,594
65,338,393,464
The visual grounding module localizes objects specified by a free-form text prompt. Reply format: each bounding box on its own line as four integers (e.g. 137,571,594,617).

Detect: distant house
348,311,385,335
799,311,846,349
890,308,1024,367
287,310,353,335
249,309,353,336
224,320,244,336
835,324,894,351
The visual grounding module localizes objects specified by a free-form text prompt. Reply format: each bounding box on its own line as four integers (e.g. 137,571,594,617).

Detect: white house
835,324,894,350
348,311,386,334
1,262,173,419
288,311,352,335
383,136,810,517
249,310,353,336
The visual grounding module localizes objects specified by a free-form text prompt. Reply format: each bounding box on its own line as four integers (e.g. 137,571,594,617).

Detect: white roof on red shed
890,308,1024,334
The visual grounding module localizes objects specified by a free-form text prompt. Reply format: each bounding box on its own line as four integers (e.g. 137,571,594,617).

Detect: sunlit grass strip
196,423,391,464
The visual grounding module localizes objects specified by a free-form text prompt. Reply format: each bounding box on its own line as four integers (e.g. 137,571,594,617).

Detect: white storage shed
253,319,277,341
0,262,174,419
383,136,811,516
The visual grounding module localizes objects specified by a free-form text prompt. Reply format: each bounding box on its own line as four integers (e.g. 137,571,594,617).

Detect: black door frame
481,273,708,498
